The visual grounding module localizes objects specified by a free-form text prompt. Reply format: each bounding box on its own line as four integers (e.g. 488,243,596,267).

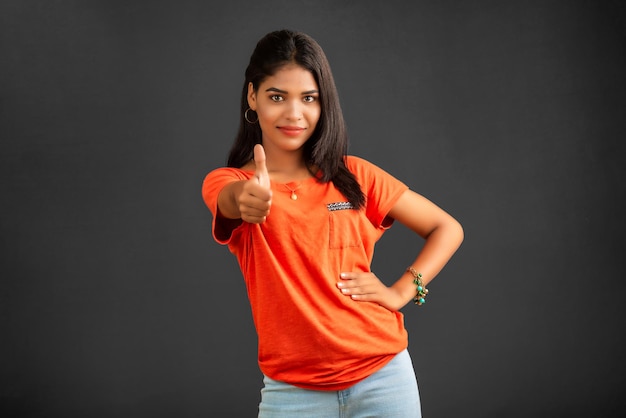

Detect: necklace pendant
291,192,298,200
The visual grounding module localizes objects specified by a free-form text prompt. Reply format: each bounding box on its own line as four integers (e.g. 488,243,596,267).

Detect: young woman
202,29,463,417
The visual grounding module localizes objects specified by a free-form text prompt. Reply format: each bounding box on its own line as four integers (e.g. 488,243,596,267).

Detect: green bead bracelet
407,267,429,306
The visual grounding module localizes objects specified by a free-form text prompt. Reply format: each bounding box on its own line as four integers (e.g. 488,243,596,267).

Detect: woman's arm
337,189,464,311
387,189,464,303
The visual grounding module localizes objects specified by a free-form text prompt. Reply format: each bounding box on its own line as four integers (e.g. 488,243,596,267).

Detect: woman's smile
277,125,306,137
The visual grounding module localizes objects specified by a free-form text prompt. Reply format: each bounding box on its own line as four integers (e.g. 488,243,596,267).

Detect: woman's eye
303,95,316,103
270,95,283,102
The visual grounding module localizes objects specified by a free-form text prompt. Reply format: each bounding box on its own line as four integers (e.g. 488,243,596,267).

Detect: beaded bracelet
407,267,429,305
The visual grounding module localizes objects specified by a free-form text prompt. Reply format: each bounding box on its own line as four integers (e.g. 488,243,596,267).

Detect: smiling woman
201,29,463,417
246,64,321,164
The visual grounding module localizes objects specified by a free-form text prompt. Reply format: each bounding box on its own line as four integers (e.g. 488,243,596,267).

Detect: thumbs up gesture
253,144,270,189
239,144,272,224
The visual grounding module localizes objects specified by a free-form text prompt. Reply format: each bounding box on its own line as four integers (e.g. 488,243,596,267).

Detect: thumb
254,144,270,189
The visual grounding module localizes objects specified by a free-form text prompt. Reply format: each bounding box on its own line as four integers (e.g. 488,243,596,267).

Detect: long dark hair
227,29,365,210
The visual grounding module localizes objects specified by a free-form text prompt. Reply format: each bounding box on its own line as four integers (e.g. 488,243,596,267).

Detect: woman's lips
278,126,305,136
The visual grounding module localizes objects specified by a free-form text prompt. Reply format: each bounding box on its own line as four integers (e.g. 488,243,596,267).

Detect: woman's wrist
390,273,423,308
406,267,429,305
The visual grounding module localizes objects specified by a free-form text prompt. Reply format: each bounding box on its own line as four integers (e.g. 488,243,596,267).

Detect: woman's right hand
238,144,272,223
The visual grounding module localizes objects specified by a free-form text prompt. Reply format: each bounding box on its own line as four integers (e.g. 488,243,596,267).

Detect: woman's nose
284,100,303,120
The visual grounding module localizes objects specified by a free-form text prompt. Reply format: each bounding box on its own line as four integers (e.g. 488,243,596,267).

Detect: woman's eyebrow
265,87,319,95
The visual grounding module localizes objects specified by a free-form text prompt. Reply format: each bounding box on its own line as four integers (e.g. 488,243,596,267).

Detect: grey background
2,1,625,417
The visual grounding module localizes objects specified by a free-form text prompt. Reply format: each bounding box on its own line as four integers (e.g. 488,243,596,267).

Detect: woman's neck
266,161,313,183
262,148,313,182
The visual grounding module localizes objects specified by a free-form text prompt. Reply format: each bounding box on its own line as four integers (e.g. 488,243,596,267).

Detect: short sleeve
201,167,251,244
345,156,409,229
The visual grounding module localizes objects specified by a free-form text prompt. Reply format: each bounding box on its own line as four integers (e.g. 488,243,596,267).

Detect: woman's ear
247,82,256,110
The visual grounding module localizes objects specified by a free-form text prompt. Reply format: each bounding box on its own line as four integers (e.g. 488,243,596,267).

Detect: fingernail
340,272,346,278
337,282,344,288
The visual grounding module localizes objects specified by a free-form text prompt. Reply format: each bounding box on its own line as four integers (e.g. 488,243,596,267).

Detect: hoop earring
244,108,258,124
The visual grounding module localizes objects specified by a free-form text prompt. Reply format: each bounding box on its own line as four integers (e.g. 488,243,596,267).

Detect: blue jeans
258,349,421,417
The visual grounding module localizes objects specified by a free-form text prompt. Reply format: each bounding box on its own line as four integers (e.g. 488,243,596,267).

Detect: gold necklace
283,182,303,200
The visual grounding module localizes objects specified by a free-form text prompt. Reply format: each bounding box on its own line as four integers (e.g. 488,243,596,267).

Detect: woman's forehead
260,65,318,91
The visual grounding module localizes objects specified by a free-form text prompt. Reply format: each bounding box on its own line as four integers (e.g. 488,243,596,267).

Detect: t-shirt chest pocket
328,203,362,249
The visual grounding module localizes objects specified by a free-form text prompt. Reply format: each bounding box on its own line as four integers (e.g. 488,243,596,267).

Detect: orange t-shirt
202,156,409,390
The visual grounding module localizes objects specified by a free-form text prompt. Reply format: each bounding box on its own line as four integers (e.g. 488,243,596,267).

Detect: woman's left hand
337,272,406,311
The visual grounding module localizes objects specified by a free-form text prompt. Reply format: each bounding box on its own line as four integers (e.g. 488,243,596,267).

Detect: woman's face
247,64,321,155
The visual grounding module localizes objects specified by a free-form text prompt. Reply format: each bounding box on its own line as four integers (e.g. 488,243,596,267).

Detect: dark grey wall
2,1,625,417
